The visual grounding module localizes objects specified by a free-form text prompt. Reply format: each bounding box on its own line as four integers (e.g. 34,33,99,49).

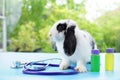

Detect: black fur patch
91,40,95,49
64,26,76,56
57,23,67,32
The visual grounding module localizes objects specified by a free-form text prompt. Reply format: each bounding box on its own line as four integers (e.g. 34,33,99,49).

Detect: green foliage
9,22,37,51
95,8,120,52
7,0,120,52
8,0,91,52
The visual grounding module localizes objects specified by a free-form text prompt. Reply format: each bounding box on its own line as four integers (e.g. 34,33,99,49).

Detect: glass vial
91,49,100,72
105,48,114,71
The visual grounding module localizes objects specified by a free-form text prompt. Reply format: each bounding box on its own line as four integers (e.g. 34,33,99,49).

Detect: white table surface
0,52,120,80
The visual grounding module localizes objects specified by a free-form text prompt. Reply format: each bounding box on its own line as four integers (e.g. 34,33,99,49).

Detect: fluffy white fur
49,19,97,72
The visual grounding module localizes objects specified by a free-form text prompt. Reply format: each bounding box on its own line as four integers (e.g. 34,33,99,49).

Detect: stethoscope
11,58,79,75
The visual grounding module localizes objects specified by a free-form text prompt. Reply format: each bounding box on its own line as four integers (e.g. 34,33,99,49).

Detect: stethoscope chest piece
11,61,24,69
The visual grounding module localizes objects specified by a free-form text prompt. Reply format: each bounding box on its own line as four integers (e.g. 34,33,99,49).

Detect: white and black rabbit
49,19,97,72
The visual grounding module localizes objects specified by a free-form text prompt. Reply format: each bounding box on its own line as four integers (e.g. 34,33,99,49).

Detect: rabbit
49,19,97,72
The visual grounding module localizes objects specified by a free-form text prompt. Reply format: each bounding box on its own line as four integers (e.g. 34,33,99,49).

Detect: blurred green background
5,0,120,52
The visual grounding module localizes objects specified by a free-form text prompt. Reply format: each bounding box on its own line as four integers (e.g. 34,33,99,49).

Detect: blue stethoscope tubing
23,62,79,75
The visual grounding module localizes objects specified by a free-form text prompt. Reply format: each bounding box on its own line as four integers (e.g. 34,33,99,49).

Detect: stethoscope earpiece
11,61,24,69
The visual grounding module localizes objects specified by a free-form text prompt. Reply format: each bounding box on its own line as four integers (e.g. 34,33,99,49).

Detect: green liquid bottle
91,49,100,72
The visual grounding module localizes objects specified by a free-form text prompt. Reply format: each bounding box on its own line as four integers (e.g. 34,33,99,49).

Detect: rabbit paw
75,63,87,72
59,60,69,70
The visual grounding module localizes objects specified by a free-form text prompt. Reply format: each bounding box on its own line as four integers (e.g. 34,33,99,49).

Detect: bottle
91,49,100,72
105,48,114,71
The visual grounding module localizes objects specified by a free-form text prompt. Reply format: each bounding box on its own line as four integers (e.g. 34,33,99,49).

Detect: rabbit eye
57,23,67,32
49,34,52,37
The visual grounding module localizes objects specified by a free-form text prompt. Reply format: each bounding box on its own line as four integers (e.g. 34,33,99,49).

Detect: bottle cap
106,48,114,53
92,49,100,54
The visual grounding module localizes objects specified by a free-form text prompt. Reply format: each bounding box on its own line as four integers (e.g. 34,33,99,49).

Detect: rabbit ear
63,25,76,56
